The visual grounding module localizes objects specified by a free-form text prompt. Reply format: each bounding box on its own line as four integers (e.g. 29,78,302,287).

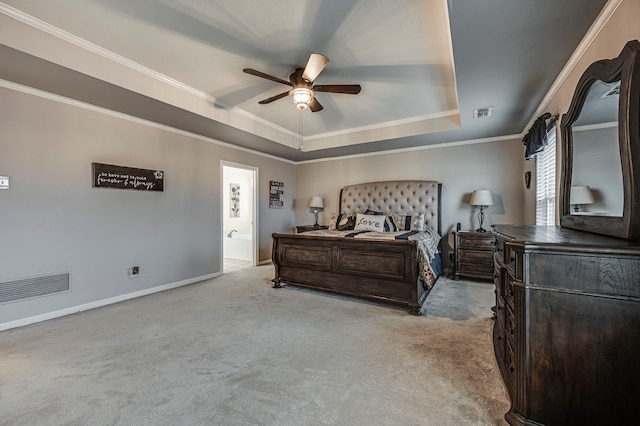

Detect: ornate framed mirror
560,40,640,240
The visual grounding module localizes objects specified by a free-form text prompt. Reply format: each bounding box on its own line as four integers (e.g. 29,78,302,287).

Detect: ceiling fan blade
313,84,361,94
258,91,290,104
243,68,292,87
302,54,329,83
309,98,323,112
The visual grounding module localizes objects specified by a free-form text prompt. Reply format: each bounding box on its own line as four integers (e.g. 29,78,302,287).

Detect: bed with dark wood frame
271,180,442,315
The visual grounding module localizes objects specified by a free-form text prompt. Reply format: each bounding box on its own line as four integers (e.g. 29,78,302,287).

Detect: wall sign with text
92,163,164,192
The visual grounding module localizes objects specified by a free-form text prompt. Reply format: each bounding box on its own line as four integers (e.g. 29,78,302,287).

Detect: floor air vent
0,272,70,304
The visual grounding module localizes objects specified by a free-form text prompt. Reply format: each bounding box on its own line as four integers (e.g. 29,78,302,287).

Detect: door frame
221,161,259,271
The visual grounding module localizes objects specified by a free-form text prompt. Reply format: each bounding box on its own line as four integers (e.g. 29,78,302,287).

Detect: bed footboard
271,233,428,315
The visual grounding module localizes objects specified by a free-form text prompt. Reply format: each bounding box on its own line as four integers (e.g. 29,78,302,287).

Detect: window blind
535,127,556,225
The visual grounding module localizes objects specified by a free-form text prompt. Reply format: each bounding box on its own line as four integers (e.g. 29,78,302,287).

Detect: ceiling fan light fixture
290,88,314,110
245,54,358,112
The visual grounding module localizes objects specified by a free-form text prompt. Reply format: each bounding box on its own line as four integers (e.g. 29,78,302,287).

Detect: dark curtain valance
523,113,558,160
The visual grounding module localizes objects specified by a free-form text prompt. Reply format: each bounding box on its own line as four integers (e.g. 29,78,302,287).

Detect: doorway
221,162,258,273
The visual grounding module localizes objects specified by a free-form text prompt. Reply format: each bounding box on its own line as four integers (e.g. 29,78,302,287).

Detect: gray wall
295,139,526,265
0,85,295,326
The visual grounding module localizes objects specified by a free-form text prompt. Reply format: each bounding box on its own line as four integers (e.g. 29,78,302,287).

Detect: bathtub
224,230,253,261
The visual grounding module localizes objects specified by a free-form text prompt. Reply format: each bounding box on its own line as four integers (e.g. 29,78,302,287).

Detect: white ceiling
0,0,610,161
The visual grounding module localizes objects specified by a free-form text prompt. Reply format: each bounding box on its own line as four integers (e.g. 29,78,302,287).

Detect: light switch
0,176,8,189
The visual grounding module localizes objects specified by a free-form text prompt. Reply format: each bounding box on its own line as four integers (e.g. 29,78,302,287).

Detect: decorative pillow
328,212,340,230
354,213,386,232
336,214,355,230
390,213,426,231
364,209,397,232
328,212,356,230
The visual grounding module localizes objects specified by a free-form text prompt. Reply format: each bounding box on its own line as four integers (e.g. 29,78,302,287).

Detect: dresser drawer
506,275,516,310
458,234,496,250
528,252,640,298
495,237,505,259
458,249,494,261
506,303,516,339
494,234,512,263
505,338,516,380
458,261,494,277
495,320,506,362
496,260,510,295
504,243,525,280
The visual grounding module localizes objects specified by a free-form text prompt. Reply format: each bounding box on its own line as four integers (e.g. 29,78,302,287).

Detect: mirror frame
560,39,640,240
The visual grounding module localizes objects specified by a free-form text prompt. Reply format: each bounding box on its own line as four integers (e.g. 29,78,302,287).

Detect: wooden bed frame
271,181,442,315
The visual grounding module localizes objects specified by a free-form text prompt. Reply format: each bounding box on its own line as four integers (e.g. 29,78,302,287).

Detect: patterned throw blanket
300,228,441,288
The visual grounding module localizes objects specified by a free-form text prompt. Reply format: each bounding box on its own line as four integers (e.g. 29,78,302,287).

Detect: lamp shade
470,189,493,206
570,186,595,205
309,196,324,209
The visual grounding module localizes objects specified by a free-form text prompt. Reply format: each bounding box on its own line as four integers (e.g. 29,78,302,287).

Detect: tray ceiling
0,0,610,161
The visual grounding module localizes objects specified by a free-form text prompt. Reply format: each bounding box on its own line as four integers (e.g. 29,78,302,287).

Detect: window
535,127,556,225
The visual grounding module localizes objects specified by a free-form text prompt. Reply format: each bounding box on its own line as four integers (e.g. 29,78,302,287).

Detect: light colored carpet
0,265,509,425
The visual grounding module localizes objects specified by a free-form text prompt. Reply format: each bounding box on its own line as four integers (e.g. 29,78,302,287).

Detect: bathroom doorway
221,162,258,272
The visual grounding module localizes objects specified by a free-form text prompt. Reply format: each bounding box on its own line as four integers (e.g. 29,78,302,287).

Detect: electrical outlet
0,176,9,189
129,266,140,277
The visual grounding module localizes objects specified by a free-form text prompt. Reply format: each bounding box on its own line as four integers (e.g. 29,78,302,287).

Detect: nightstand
295,225,328,233
453,230,495,281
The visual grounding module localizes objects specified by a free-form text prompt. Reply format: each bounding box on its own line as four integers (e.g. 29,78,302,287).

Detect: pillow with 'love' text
354,213,386,232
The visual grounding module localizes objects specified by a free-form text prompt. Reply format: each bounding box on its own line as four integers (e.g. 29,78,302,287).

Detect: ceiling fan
243,54,361,112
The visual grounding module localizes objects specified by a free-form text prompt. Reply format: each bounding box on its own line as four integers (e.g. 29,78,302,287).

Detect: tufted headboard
339,180,442,235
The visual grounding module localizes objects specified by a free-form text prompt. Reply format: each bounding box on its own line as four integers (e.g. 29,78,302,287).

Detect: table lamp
309,196,324,226
470,189,493,232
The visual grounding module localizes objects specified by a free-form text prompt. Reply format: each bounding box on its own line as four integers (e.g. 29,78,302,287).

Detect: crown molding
296,133,521,165
304,110,460,142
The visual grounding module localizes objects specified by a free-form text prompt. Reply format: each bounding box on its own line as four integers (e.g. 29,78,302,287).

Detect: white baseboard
0,272,222,332
258,259,273,266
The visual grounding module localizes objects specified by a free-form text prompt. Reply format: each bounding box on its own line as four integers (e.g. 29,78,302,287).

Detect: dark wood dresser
492,225,640,425
453,230,495,281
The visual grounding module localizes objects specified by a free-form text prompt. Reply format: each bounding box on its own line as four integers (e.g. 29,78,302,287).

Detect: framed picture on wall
269,181,284,209
230,183,240,217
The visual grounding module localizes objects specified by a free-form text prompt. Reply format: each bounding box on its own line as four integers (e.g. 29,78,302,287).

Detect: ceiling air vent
473,107,493,119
